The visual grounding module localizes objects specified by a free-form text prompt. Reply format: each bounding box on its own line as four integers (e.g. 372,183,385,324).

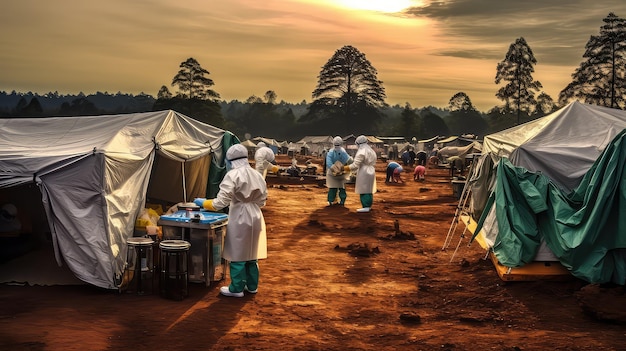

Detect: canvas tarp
0,110,236,289
473,130,626,284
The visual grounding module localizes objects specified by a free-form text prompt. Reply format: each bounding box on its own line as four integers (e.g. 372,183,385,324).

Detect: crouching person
195,144,268,297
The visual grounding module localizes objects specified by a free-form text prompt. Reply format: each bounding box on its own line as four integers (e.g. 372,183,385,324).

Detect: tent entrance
0,184,82,285
145,153,211,212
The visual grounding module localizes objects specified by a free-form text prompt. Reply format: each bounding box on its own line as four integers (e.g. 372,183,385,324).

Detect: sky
1,0,625,112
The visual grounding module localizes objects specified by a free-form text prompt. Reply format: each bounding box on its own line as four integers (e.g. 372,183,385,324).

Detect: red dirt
1,155,625,351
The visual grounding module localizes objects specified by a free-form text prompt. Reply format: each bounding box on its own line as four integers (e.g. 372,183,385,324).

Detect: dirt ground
1,155,625,351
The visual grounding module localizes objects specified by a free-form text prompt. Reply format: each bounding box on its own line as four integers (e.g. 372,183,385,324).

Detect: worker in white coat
194,144,268,297
326,136,352,206
343,135,377,213
254,142,278,178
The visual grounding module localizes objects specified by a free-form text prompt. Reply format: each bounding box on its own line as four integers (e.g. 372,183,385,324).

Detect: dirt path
0,158,624,351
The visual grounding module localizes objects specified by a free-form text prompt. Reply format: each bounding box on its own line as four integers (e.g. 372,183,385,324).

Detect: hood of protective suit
333,136,343,150
227,144,250,168
356,135,368,149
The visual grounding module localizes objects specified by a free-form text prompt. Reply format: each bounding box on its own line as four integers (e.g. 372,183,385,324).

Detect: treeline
0,90,455,141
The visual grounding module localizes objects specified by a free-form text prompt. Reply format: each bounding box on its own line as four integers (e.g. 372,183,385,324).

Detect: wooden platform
460,214,572,282
488,251,572,282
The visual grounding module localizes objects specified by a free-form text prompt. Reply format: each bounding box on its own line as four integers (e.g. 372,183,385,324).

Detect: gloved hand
193,198,207,207
271,165,280,173
343,165,352,174
193,198,216,211
202,199,216,211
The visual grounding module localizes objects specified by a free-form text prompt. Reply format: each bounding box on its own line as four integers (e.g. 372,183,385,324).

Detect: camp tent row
465,101,626,284
0,110,238,289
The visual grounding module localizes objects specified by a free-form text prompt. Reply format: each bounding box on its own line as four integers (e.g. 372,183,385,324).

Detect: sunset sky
1,0,625,111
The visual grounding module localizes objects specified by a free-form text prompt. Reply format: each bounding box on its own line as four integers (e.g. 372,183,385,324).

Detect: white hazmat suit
345,135,377,212
195,144,268,297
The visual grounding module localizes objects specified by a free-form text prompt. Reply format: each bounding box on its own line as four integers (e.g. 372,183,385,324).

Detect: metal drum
159,240,191,300
125,237,155,295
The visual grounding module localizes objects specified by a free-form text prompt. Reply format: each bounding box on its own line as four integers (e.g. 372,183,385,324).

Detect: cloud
405,0,626,65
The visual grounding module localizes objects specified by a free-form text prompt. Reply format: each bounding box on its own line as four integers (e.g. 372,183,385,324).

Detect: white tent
0,110,232,289
482,101,626,192
296,136,333,156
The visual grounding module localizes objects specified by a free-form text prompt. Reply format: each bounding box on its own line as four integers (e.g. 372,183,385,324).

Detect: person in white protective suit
254,142,279,178
326,136,352,206
343,135,377,213
194,144,268,297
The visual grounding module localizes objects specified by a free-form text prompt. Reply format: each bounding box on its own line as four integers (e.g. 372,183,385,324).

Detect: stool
125,237,155,295
159,240,191,300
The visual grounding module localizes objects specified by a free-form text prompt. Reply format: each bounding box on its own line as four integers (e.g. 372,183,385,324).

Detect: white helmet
256,141,266,148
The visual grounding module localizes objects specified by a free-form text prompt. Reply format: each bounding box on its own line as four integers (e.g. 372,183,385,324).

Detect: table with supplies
158,210,228,287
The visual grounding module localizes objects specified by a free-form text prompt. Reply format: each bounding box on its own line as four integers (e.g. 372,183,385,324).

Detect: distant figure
413,165,426,181
254,142,278,178
386,161,404,183
321,147,329,174
408,148,416,166
401,150,410,166
428,155,439,168
416,151,428,166
447,156,465,176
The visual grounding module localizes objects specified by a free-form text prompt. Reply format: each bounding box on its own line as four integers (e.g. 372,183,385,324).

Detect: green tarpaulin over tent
474,130,626,284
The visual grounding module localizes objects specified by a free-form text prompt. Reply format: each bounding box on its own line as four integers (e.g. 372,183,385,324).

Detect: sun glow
336,0,419,13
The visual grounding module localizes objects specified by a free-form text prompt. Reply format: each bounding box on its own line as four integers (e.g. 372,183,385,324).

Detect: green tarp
474,130,626,284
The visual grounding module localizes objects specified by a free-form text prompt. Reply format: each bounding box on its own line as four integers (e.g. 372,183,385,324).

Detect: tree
171,57,220,100
21,97,43,116
307,45,387,133
392,103,419,137
559,12,626,109
264,90,277,104
420,109,449,138
495,37,543,124
157,85,172,99
58,97,100,116
532,92,557,118
448,92,475,112
445,93,487,136
245,95,263,104
152,96,224,127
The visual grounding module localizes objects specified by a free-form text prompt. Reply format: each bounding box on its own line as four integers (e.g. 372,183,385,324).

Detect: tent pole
181,162,187,203
449,226,468,263
442,172,471,249
442,153,479,251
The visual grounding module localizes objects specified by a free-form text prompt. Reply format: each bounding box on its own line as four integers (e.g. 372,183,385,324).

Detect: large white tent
0,110,234,289
463,101,626,283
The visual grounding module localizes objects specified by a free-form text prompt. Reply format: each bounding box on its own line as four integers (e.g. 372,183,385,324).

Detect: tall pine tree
495,37,543,125
559,12,626,109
